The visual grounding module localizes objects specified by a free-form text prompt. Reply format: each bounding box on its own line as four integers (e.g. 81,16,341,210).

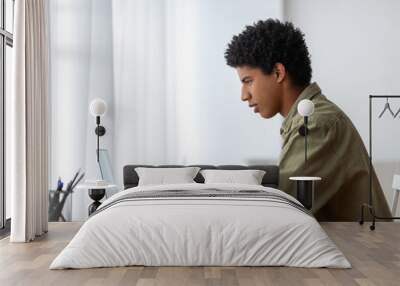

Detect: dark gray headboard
123,165,279,189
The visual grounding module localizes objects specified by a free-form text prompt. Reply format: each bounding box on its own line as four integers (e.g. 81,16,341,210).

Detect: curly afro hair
225,19,312,87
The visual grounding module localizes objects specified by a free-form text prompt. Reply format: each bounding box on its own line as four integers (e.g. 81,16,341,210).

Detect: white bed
50,183,350,269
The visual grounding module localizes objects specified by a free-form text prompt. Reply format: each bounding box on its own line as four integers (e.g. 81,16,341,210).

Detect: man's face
236,66,282,118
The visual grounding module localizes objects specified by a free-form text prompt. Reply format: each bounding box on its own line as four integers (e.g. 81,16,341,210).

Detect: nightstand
289,176,321,210
76,183,117,215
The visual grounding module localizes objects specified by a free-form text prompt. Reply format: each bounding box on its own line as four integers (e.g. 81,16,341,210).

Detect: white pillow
135,167,201,186
200,169,266,185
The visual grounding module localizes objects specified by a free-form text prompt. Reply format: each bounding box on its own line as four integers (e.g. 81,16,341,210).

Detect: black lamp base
88,188,105,215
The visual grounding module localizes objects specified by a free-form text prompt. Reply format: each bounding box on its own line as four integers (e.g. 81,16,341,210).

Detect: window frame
0,0,13,231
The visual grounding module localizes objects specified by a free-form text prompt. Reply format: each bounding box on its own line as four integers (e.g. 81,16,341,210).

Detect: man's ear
273,63,286,83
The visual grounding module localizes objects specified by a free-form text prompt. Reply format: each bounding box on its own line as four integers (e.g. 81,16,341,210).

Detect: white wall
173,0,283,166
285,0,400,213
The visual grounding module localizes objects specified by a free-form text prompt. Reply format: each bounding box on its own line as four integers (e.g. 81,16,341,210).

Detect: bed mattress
50,183,350,269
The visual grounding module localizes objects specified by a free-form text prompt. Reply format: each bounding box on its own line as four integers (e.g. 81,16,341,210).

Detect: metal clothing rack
360,95,400,230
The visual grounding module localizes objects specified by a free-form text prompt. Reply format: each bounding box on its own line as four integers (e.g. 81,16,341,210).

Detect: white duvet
50,183,351,269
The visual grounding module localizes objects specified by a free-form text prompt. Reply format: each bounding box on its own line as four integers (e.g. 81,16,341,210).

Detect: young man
224,19,391,221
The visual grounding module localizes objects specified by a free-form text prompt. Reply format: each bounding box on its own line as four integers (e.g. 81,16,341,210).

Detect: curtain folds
48,0,283,221
10,0,49,242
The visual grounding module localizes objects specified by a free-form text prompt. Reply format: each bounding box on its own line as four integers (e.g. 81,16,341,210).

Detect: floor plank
0,222,399,286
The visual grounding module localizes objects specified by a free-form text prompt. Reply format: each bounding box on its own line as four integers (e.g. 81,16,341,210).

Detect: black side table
76,183,117,216
88,188,106,215
289,177,321,210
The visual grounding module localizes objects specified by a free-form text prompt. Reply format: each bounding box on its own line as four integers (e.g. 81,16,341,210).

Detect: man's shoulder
312,94,348,127
292,94,351,131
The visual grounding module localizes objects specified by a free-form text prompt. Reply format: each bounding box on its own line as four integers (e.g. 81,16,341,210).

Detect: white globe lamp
89,98,107,162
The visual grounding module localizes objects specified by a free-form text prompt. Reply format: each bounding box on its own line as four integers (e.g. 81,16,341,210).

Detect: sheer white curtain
112,0,180,187
111,0,284,181
10,0,49,242
49,0,114,221
49,0,283,221
49,0,181,220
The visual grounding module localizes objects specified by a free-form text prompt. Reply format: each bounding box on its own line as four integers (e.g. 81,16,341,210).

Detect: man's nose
241,89,251,102
241,85,250,101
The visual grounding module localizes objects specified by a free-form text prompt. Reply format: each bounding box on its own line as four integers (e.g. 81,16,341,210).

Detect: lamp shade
297,99,314,117
89,98,107,117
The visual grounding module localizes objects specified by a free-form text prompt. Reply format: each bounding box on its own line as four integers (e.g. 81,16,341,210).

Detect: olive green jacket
279,83,391,221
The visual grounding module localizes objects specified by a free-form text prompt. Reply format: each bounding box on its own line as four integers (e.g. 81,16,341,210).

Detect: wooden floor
0,222,399,286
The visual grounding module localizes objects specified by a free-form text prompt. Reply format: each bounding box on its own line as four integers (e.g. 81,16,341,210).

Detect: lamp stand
291,115,321,211
304,116,308,167
96,116,100,162
299,116,309,168
94,116,106,162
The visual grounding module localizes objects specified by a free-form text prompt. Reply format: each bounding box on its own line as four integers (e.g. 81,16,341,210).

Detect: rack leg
359,205,364,225
370,207,376,231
